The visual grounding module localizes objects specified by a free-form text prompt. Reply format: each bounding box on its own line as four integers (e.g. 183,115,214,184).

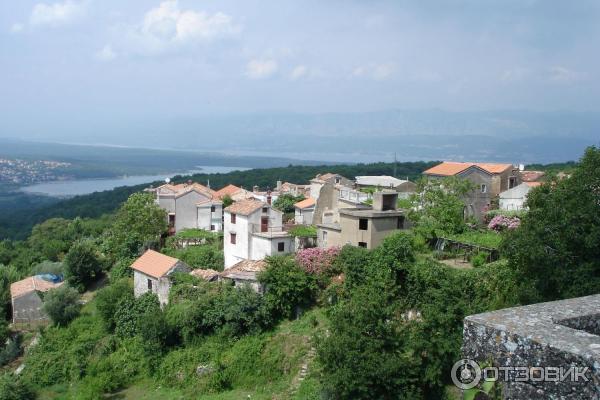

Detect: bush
114,292,161,339
43,285,81,326
272,194,305,214
470,252,489,268
109,257,134,281
164,245,224,271
0,334,22,367
0,374,34,400
64,240,103,292
94,279,133,331
295,247,340,275
31,260,64,276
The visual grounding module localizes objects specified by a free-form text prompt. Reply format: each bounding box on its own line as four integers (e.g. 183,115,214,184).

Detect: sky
1,0,600,141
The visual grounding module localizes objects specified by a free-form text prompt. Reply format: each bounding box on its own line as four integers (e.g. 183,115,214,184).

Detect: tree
259,256,317,320
503,146,600,302
408,176,474,239
0,374,34,400
103,193,167,260
28,218,73,261
95,279,133,331
272,193,305,214
114,292,161,339
221,194,234,208
63,240,103,291
43,285,81,326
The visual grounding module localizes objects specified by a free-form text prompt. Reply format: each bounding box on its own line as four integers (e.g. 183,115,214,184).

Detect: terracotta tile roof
10,276,63,299
520,171,545,182
294,197,316,209
221,260,267,281
525,181,542,187
423,162,514,176
130,250,181,279
215,184,242,199
175,183,215,199
190,268,220,281
225,199,266,216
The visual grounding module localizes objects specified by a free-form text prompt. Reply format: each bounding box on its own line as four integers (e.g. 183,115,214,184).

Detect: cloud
245,59,278,79
10,23,24,34
352,63,395,81
120,0,240,55
95,44,116,61
29,0,88,27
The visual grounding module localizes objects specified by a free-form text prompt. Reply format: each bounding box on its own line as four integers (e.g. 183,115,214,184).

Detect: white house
355,176,417,199
294,197,316,225
130,250,190,306
499,182,541,211
147,181,223,233
223,199,295,269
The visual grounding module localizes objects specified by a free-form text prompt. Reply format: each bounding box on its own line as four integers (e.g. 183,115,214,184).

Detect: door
261,216,269,232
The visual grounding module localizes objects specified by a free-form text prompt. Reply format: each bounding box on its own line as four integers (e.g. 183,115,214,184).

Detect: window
359,218,368,230
210,224,215,231
262,207,268,213
211,205,216,212
230,233,236,244
509,176,517,189
481,184,487,193
397,216,405,229
278,242,285,252
231,213,236,224
168,214,175,227
147,279,153,290
335,177,341,184
358,242,367,248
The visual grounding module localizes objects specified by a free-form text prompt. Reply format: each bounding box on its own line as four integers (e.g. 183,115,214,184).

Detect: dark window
230,233,236,244
358,242,367,248
262,207,268,213
397,216,405,229
168,214,175,227
211,205,216,212
481,184,487,193
335,177,341,184
210,224,215,231
147,279,153,290
509,176,517,189
231,213,236,224
359,218,368,230
278,242,285,252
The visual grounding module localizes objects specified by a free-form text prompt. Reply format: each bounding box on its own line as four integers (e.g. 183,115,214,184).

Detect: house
190,268,220,282
11,274,64,327
223,199,295,268
317,191,408,250
499,182,542,211
130,250,190,306
423,162,520,220
147,181,223,233
220,259,267,293
309,173,352,199
355,176,417,199
277,181,310,197
294,197,316,225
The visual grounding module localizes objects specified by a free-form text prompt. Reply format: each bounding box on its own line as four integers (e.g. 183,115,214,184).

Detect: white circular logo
451,359,482,390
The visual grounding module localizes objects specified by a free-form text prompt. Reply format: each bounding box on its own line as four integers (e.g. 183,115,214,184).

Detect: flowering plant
488,215,520,231
295,246,341,275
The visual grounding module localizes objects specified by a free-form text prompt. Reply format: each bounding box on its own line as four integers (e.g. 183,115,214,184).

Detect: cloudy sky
1,0,599,133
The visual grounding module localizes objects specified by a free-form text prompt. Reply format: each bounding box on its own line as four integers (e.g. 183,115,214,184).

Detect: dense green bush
94,279,133,331
63,240,103,292
43,285,81,326
0,373,34,400
164,245,224,271
114,292,161,339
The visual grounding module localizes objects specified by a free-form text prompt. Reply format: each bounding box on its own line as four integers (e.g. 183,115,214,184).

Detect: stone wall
461,295,600,399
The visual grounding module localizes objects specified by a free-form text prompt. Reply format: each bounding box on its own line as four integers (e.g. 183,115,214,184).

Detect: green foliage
114,292,161,339
103,192,167,260
470,252,489,268
503,146,600,302
0,374,34,400
164,245,224,271
221,194,234,208
484,209,526,221
446,230,503,249
94,279,133,331
333,245,372,290
63,239,103,291
43,285,81,326
409,176,474,239
288,225,317,238
31,260,64,276
0,334,22,367
109,257,134,281
173,229,221,241
259,257,317,320
272,194,305,214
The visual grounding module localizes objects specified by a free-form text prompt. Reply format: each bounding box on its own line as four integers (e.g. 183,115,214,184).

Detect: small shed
11,275,64,328
130,250,190,306
220,260,267,293
190,268,220,282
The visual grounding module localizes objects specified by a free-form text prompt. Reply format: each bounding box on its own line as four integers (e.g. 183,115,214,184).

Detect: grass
446,230,503,249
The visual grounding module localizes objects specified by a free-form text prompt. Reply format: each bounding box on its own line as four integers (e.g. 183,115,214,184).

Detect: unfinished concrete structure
462,295,600,399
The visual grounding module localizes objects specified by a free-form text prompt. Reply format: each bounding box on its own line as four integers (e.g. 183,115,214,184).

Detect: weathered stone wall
462,295,600,399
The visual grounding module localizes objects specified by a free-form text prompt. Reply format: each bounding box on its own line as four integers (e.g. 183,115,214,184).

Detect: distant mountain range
2,109,598,163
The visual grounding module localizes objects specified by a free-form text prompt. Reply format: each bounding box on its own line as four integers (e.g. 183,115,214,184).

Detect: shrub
109,257,134,281
470,252,489,268
295,247,340,275
487,215,520,231
164,245,224,271
64,240,103,292
114,292,161,339
0,374,34,400
43,285,81,326
94,279,133,331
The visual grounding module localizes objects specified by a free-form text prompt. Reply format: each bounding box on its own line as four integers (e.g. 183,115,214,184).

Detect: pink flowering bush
295,247,341,275
488,215,521,231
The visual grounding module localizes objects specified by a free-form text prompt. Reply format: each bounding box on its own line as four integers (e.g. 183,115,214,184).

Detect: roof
340,208,405,218
225,199,266,216
423,162,514,176
294,197,316,209
130,250,181,279
525,181,542,187
157,182,215,199
10,276,63,299
221,260,267,281
190,268,220,281
520,170,545,182
355,175,409,187
215,184,242,199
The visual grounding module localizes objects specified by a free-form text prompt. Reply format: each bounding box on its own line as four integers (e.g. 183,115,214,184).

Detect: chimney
253,185,259,193
267,190,272,205
276,180,282,191
187,179,192,186
206,179,210,189
519,164,525,171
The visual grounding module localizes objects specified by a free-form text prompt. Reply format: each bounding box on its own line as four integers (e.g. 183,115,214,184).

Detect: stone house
146,181,223,233
10,275,64,327
423,162,520,220
223,199,295,269
189,268,220,282
294,197,316,225
499,182,541,211
130,250,190,306
317,191,408,250
219,259,267,293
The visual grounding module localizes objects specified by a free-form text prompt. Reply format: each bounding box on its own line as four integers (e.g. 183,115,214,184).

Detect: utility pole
393,153,397,177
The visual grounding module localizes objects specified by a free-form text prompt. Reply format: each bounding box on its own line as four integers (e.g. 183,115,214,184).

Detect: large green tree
42,285,81,326
503,146,600,302
63,240,103,291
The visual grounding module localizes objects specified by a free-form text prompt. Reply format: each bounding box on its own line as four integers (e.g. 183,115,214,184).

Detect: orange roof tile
130,250,181,279
215,184,242,199
423,162,513,176
525,181,542,187
225,199,266,216
10,276,63,299
190,268,220,281
294,197,316,209
520,171,545,182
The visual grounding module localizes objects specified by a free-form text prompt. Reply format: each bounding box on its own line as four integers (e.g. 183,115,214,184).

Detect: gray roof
355,175,409,187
